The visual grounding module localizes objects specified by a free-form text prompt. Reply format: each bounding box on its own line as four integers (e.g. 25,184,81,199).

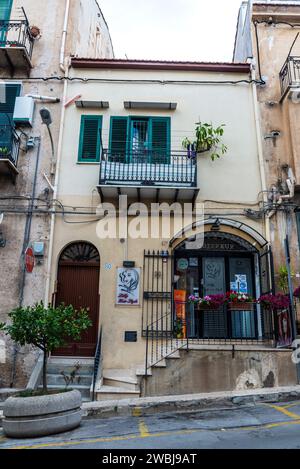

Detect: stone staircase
93,349,182,400
39,358,94,402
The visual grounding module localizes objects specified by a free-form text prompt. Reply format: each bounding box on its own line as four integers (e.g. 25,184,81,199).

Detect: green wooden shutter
78,115,102,163
0,83,21,150
109,117,128,162
0,0,13,43
151,117,170,164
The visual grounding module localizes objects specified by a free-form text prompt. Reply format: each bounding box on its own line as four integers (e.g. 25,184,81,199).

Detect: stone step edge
82,385,300,419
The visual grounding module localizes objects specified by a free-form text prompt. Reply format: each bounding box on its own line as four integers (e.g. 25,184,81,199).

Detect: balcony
0,19,34,75
98,150,199,203
0,125,20,181
279,56,300,101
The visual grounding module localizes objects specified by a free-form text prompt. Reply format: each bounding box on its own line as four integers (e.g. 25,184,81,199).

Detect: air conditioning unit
13,97,35,127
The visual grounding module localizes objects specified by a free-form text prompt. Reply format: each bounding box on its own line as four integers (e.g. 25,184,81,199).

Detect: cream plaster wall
48,66,265,371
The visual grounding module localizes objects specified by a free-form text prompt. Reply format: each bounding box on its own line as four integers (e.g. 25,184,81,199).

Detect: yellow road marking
264,404,300,420
139,420,150,438
132,407,142,417
5,419,300,450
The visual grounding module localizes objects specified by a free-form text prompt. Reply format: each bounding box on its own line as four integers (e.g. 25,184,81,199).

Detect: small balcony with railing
98,149,199,203
279,56,300,101
0,10,34,74
0,124,20,180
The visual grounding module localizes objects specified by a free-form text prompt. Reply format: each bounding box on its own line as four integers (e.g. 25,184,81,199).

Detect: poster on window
116,268,141,305
276,309,292,348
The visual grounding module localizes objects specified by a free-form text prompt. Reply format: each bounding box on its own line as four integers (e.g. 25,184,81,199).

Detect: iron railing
0,124,20,167
100,150,197,187
145,302,277,372
0,19,34,59
279,56,300,99
91,327,102,401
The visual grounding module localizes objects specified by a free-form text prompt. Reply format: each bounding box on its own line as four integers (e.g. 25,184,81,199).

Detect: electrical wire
3,76,263,86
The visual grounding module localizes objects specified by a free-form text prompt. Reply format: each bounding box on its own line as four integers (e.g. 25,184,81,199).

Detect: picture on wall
116,267,141,305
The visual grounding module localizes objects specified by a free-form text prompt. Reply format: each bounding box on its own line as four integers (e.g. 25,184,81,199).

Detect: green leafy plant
0,302,92,394
0,147,10,155
182,122,228,161
173,318,184,338
277,266,294,294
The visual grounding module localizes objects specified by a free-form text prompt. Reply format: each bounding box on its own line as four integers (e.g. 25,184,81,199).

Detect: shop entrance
174,233,258,339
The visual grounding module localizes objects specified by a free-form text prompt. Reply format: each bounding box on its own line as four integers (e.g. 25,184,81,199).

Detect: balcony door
109,116,170,164
0,0,13,44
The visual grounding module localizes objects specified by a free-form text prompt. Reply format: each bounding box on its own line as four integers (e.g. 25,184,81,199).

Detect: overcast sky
99,0,244,62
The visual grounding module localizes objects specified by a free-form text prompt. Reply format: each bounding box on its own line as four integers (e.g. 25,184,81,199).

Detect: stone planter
3,389,82,438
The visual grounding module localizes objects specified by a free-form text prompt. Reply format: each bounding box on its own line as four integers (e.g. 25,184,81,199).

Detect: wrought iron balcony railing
0,19,34,60
99,150,197,187
0,124,21,168
279,56,300,99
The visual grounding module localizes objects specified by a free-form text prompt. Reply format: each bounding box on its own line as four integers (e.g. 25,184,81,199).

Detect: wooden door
54,243,100,357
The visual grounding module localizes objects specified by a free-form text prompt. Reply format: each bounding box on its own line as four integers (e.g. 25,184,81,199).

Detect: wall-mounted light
211,219,221,232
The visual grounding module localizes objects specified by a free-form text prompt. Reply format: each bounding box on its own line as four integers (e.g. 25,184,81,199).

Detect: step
46,373,92,387
38,384,91,400
103,369,139,391
95,385,140,401
47,363,94,375
136,366,152,377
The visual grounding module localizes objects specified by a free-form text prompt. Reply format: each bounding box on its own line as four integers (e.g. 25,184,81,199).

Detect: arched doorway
54,242,100,357
173,231,264,340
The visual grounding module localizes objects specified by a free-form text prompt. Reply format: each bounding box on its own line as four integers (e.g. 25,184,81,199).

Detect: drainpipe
251,63,271,242
43,0,70,304
44,62,69,306
60,0,70,73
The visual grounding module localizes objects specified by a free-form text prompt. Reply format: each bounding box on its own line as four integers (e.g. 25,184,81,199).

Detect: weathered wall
234,2,300,279
0,0,114,388
142,348,298,397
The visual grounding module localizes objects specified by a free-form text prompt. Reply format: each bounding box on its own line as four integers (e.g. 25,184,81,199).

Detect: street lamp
40,107,54,173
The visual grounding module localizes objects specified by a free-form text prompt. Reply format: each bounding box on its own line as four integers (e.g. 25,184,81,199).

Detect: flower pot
2,389,82,438
198,304,220,310
196,143,212,155
228,302,254,311
30,26,41,38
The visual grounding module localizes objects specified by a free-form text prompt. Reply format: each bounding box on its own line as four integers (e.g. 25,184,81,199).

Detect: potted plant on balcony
0,147,10,156
258,293,290,310
182,122,228,161
0,302,92,438
188,294,226,310
226,291,255,311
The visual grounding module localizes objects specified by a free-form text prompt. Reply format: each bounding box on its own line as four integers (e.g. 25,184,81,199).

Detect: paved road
1,400,300,449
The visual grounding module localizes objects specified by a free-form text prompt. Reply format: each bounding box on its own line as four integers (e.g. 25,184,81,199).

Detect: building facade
45,58,297,399
234,1,300,294
0,0,114,388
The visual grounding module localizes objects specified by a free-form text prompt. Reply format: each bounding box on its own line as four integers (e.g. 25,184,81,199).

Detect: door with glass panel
202,257,227,338
229,257,256,338
130,118,149,163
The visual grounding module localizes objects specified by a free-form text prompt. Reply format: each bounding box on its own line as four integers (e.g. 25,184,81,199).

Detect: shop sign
177,258,189,271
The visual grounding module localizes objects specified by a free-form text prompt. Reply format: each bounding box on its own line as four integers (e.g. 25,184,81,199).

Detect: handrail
0,19,34,60
92,327,102,401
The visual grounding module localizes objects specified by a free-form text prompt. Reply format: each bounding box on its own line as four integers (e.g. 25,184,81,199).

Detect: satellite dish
0,213,3,225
